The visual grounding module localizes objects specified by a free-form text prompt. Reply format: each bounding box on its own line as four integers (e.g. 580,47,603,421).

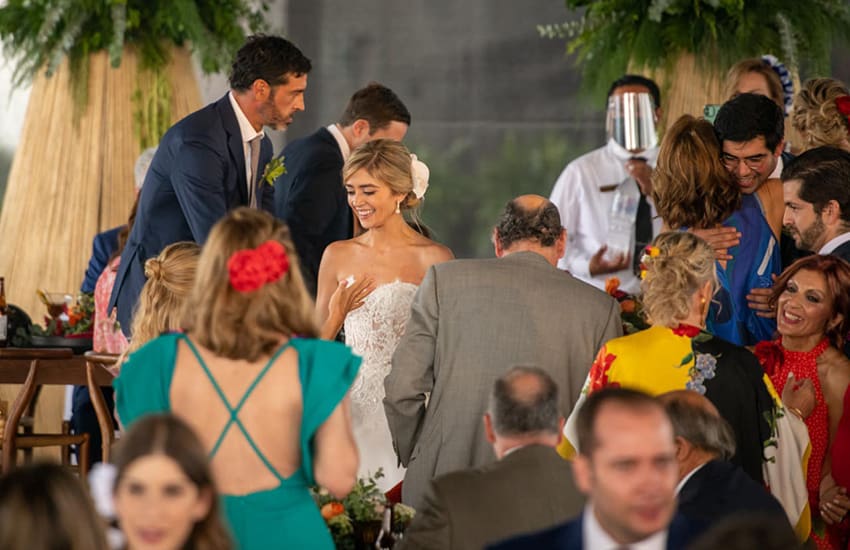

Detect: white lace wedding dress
344,281,418,491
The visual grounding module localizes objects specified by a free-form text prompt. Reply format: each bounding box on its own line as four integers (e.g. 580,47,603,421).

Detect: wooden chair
83,351,120,463
0,349,91,477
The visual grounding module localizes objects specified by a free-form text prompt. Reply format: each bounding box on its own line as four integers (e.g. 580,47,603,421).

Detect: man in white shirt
273,83,410,296
781,146,850,263
491,388,702,550
549,75,663,294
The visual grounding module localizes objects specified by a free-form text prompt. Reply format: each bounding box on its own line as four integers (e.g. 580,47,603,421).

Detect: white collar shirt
769,154,784,180
549,139,662,294
583,504,668,550
326,123,351,161
228,91,265,193
675,462,707,495
820,232,850,255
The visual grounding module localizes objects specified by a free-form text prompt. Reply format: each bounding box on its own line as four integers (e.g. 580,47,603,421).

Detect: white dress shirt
228,91,265,194
674,462,706,495
769,154,784,180
583,504,668,550
326,123,352,161
550,139,662,294
819,232,850,255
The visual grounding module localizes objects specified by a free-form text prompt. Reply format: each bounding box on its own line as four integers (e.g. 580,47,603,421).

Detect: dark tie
248,135,262,208
631,158,653,273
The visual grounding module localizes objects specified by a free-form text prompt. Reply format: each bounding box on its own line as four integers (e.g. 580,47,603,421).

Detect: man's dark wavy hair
494,199,562,250
229,34,312,91
714,93,784,151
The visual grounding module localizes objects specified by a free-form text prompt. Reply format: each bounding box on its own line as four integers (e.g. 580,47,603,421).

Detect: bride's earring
395,200,401,214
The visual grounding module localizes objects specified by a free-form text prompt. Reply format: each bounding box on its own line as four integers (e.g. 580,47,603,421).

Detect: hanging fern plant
0,0,270,112
540,0,850,97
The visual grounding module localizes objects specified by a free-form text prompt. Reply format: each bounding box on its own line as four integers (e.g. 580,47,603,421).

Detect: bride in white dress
316,139,453,491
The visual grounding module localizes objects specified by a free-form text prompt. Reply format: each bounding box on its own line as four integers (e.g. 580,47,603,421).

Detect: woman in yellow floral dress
560,231,812,539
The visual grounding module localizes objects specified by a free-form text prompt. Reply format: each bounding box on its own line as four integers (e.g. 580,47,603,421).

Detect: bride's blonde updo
343,139,423,211
641,232,717,327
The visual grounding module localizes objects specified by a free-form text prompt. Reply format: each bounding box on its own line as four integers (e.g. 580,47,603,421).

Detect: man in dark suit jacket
273,83,410,296
490,388,702,550
399,367,585,550
109,35,311,334
781,146,850,263
658,391,791,529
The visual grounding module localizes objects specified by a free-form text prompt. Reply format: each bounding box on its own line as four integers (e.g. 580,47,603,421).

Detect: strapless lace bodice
343,281,417,489
344,281,417,419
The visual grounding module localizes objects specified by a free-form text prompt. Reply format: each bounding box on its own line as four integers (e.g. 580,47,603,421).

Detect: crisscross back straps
180,335,292,482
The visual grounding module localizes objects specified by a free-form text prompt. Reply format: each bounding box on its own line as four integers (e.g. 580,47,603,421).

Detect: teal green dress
114,332,361,550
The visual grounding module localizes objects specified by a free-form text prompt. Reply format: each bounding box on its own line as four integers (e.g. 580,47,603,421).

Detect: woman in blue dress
115,207,361,549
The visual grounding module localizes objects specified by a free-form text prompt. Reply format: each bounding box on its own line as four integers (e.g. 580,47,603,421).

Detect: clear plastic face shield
606,92,659,154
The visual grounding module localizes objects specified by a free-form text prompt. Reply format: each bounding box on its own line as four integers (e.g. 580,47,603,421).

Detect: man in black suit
110,35,311,334
781,146,850,263
399,366,585,550
658,391,791,529
490,388,702,550
273,83,410,296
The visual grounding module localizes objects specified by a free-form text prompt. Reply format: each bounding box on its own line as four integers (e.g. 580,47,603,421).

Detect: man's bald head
659,391,735,460
488,366,560,437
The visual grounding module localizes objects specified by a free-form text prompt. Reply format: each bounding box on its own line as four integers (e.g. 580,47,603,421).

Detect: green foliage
543,0,850,96
132,68,171,150
0,0,270,110
415,132,592,258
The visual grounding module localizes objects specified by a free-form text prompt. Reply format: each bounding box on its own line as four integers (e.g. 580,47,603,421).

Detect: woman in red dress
756,255,850,548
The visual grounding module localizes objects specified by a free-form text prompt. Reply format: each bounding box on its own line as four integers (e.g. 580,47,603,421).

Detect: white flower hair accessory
410,154,430,199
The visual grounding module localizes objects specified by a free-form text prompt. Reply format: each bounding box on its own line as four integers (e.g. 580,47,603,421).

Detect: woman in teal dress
115,207,361,549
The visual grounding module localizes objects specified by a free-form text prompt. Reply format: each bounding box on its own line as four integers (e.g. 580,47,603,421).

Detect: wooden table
0,348,115,471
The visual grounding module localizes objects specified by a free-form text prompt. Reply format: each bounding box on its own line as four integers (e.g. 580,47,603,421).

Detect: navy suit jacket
108,94,274,334
487,512,701,550
677,460,789,527
80,225,122,293
273,127,351,297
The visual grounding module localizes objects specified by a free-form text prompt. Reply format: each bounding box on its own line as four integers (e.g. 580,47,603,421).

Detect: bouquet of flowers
31,292,95,337
312,469,415,549
604,277,650,334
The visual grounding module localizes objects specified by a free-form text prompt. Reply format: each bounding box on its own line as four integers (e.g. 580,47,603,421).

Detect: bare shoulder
323,238,361,260
417,238,454,267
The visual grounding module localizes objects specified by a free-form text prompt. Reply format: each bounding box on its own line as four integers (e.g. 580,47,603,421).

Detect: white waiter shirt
550,139,662,294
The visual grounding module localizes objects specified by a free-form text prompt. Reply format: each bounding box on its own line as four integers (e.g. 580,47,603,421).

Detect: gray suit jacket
384,251,622,509
398,445,585,550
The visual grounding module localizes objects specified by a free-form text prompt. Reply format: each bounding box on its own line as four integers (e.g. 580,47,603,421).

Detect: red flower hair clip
227,240,290,293
836,95,850,118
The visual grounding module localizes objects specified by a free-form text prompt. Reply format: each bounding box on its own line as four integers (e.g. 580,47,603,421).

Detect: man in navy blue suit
273,82,410,296
659,391,790,529
490,388,702,550
109,35,311,335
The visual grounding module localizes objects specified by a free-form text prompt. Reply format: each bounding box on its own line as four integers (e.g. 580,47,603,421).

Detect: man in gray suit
399,366,585,550
385,194,622,509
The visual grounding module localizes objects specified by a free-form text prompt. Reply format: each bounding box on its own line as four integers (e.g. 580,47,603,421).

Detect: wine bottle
0,277,8,347
375,504,397,549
